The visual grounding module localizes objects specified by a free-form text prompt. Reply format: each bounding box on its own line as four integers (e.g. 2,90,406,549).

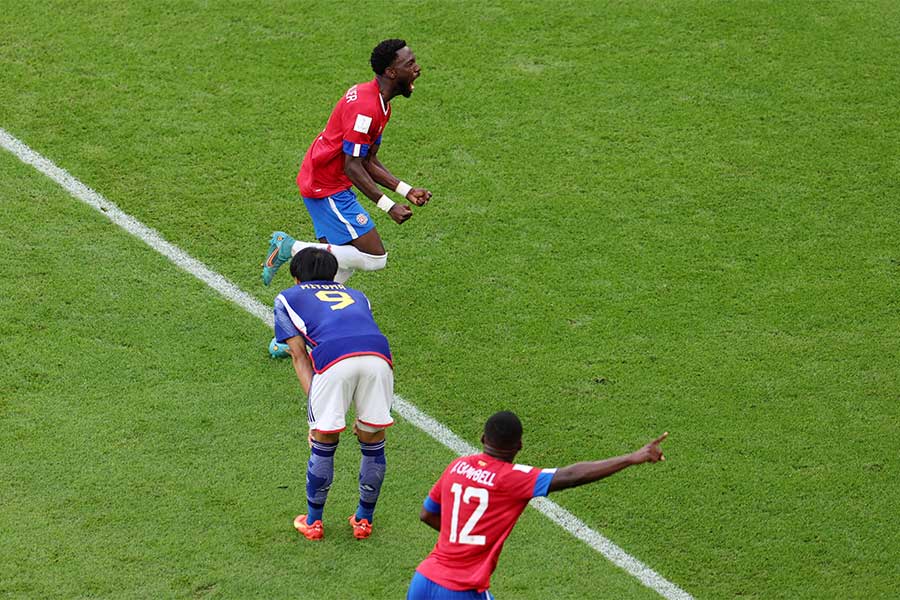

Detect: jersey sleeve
273,294,301,343
341,107,378,157
422,495,441,514
532,468,558,498
509,464,547,500
427,472,444,504
424,461,455,512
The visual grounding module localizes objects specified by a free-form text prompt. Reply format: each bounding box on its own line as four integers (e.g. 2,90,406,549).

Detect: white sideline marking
1,127,693,600
0,129,271,329
391,402,693,599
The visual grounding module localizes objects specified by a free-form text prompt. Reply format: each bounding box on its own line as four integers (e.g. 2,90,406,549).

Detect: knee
355,422,386,444
312,430,341,444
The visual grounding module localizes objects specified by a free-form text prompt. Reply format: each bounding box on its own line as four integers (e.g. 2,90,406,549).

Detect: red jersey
297,79,391,198
416,453,556,592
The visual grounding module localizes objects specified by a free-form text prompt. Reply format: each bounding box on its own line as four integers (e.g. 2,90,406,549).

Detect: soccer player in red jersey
407,411,668,599
262,38,432,288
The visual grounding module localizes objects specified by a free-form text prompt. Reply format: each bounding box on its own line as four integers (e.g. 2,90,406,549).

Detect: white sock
290,239,320,256
290,240,387,272
334,268,354,284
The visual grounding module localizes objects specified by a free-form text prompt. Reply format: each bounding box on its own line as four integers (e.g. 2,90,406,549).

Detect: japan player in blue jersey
273,247,394,541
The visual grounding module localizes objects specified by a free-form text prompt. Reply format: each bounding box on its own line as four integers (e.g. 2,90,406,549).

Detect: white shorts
307,355,394,434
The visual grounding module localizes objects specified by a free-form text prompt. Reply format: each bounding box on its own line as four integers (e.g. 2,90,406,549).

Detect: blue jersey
273,280,392,373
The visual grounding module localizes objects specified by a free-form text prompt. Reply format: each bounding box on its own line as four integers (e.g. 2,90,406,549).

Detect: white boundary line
1,127,693,600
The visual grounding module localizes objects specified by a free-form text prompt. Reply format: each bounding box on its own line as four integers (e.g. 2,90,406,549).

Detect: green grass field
2,1,899,598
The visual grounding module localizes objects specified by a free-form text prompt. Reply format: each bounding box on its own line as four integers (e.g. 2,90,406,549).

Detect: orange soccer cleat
294,514,324,541
348,515,372,540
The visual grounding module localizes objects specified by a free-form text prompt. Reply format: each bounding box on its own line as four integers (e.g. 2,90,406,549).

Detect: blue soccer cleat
261,231,295,286
268,337,290,358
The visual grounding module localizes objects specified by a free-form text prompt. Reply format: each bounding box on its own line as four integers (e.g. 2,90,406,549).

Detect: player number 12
449,483,488,546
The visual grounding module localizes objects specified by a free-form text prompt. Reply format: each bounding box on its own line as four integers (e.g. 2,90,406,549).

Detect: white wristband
395,181,412,198
376,195,395,213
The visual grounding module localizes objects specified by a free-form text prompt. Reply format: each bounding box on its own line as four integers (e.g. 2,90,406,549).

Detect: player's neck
375,75,397,103
482,445,517,463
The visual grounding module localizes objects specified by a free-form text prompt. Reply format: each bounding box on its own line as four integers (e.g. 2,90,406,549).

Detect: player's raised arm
547,432,668,493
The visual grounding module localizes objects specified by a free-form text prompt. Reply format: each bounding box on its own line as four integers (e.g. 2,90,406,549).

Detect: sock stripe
312,440,339,456
360,440,385,456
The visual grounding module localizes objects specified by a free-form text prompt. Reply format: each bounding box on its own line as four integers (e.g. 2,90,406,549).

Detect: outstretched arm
547,432,668,493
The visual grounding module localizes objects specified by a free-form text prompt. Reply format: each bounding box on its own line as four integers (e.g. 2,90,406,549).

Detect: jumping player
262,38,432,288
407,411,669,599
274,248,395,541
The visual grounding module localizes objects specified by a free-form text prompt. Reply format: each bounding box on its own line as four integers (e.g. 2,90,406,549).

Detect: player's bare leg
310,228,387,283
353,423,386,444
345,228,386,256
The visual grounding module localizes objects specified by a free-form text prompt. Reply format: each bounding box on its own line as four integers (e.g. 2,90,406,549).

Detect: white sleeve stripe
277,294,307,334
353,143,361,157
327,196,359,240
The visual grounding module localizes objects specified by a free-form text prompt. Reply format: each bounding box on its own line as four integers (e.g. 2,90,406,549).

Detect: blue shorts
302,188,375,245
407,572,494,600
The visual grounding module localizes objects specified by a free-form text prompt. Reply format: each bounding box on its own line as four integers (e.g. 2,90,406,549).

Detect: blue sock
306,439,338,523
356,439,386,522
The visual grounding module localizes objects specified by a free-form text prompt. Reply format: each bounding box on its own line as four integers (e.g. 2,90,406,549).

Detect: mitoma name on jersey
298,282,346,290
451,460,497,487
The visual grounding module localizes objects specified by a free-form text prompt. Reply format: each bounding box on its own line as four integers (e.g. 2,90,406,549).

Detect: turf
2,1,899,598
0,153,656,599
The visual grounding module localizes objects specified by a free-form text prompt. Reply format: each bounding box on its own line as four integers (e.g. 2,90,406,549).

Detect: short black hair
290,247,338,282
483,411,523,449
371,38,407,75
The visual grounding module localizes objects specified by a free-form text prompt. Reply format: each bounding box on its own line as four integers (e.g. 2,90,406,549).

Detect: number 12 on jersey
449,483,488,546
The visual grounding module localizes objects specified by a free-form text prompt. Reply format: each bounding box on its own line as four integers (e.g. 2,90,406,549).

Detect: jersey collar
374,78,389,116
